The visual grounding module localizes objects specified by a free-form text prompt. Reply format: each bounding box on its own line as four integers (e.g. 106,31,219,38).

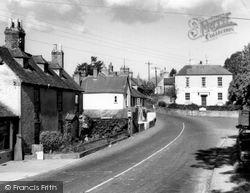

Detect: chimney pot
8,18,12,28
14,18,18,28
58,44,62,51
18,19,22,28
53,44,57,51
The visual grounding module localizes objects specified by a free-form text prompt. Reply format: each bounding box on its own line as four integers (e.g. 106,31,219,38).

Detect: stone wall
156,107,239,118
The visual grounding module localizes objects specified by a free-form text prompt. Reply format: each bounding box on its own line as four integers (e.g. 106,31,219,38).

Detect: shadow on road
190,136,238,170
191,135,250,193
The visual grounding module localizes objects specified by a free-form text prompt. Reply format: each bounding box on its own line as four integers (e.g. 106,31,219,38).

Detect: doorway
201,95,207,106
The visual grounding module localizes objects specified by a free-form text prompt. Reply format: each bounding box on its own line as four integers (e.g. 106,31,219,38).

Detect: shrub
62,133,73,146
158,101,167,107
167,103,199,110
40,131,73,153
40,131,63,153
206,104,241,111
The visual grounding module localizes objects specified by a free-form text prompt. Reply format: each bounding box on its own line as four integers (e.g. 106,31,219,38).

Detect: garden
39,115,128,155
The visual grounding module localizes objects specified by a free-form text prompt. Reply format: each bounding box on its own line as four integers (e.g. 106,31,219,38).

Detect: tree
169,68,177,77
74,56,104,76
228,43,250,106
228,73,250,106
223,51,243,77
164,86,177,100
140,80,156,96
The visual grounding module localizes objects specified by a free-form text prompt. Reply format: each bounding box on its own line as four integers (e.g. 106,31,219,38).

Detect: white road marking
85,123,185,193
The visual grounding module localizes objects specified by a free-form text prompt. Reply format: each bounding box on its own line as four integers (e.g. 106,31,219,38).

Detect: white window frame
185,93,190,101
186,77,190,87
218,93,223,100
202,77,206,87
218,77,222,87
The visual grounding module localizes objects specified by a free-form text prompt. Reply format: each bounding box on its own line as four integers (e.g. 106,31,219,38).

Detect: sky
0,0,250,79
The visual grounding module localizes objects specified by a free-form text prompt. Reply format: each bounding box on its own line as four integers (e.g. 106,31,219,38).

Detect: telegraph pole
145,61,152,81
151,66,160,94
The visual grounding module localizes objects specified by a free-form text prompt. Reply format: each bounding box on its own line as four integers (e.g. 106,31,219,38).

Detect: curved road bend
24,113,237,193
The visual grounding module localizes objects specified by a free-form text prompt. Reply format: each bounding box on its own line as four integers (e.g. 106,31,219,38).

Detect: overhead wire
1,1,245,67
16,0,250,21
0,9,190,62
0,31,187,67
0,6,190,56
0,10,189,63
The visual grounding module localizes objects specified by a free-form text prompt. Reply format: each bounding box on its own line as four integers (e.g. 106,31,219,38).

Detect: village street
16,113,237,193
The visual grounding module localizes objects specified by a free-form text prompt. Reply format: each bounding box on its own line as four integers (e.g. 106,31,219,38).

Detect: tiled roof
0,102,17,117
0,47,83,92
164,77,174,85
131,88,147,99
81,76,128,94
177,65,232,75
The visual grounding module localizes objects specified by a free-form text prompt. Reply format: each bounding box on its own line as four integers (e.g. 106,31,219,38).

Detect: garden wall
156,107,239,118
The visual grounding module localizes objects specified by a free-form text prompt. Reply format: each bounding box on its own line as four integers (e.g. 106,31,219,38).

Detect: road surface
23,113,237,193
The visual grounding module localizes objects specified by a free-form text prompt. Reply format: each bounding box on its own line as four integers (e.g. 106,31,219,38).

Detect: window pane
202,77,206,87
185,93,190,100
0,123,9,150
57,91,63,111
218,77,222,86
186,77,189,87
218,93,223,100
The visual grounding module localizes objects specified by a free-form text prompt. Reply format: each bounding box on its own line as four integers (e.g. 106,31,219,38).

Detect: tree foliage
169,68,177,77
164,86,177,99
227,43,250,106
74,56,104,76
224,51,242,77
140,81,156,96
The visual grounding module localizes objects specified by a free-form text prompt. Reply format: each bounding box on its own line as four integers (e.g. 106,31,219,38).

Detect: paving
209,136,238,192
0,120,242,193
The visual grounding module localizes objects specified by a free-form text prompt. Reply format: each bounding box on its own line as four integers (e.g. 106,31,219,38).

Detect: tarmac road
15,113,237,193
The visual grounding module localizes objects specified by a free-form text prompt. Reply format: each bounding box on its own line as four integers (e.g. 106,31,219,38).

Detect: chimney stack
5,18,26,51
108,62,113,74
93,66,98,78
51,44,64,68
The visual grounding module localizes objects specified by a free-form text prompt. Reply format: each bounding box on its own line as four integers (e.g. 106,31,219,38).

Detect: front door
201,95,207,106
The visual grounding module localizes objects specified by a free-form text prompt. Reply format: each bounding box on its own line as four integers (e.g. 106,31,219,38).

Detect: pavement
209,136,238,192
0,125,240,193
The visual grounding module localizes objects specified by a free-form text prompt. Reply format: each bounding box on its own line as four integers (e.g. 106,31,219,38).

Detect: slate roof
32,55,47,64
164,77,175,85
131,88,147,99
131,77,143,88
48,61,61,69
177,65,232,75
9,48,30,58
81,76,128,94
0,102,17,117
0,47,83,92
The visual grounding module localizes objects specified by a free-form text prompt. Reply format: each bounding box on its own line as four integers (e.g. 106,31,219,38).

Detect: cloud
104,0,164,24
103,0,244,24
0,0,89,33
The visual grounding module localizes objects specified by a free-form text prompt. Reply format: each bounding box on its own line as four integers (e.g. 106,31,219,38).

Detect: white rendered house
175,65,232,106
81,76,131,110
